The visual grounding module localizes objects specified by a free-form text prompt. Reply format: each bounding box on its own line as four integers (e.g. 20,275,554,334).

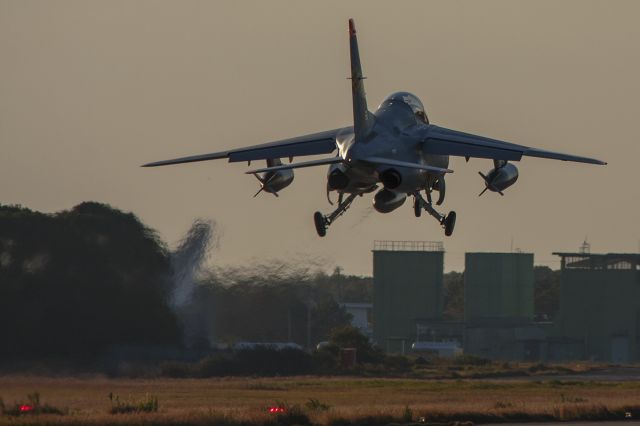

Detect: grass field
1,375,640,425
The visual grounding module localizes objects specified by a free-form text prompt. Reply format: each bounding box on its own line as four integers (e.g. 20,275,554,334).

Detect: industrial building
371,240,640,363
372,240,444,353
550,252,640,363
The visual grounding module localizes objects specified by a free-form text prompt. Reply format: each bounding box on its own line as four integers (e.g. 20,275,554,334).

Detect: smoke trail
170,219,216,308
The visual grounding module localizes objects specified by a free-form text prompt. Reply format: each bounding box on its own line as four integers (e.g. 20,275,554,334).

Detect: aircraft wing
142,127,347,167
421,125,606,165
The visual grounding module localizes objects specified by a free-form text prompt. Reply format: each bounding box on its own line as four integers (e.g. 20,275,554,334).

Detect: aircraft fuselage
330,91,449,205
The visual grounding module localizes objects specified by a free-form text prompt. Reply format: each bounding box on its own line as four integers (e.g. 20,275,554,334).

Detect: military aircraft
143,19,606,237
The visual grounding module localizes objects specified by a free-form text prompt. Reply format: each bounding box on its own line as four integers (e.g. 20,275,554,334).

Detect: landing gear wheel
414,198,422,218
443,211,456,237
314,211,327,237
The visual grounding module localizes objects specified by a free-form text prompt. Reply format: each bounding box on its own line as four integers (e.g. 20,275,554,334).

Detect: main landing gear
314,193,358,237
414,192,456,236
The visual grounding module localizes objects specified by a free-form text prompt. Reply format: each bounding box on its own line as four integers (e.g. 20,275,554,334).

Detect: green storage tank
373,241,444,353
464,252,534,324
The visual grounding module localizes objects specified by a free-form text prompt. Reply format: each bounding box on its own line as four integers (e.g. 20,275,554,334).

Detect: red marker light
19,405,34,412
268,406,286,413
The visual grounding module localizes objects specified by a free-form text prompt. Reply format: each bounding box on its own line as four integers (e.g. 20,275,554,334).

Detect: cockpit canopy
377,92,429,125
374,92,429,133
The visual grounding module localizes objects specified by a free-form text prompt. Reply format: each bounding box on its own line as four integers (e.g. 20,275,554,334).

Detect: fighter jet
143,19,606,237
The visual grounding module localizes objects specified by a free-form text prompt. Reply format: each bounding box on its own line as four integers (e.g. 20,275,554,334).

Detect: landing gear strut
414,192,456,236
314,193,358,237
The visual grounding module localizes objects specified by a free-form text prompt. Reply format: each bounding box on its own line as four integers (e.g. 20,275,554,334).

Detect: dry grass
1,375,639,425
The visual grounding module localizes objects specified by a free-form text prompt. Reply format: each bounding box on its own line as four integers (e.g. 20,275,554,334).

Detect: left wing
421,125,606,165
142,127,348,167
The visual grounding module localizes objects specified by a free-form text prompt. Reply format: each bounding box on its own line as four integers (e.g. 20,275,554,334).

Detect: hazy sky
1,1,639,275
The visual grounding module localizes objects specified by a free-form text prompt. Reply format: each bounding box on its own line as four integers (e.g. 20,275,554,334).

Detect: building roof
373,240,443,252
552,252,640,270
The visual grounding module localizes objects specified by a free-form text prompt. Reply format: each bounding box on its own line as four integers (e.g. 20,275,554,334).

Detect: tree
0,202,181,364
534,266,561,319
443,271,464,320
328,325,381,363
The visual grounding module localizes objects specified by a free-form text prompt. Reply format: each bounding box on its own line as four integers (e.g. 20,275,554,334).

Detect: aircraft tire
414,199,421,218
314,211,327,237
444,211,456,236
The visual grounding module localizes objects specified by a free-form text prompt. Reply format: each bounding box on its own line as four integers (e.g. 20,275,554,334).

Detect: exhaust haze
170,219,215,309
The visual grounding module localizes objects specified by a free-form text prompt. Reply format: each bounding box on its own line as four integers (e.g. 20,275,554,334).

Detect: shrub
159,361,192,378
528,362,548,372
413,356,429,365
453,354,491,366
382,354,412,372
0,392,65,416
234,347,312,376
108,392,158,414
402,405,413,422
275,404,311,426
328,325,382,363
197,354,238,377
312,345,340,373
305,398,331,411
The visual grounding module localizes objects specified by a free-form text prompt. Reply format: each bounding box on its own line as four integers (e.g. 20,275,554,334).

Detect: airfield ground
1,371,640,425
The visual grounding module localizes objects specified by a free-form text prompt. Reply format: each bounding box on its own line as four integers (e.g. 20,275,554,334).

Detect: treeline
0,203,371,367
159,325,401,378
176,262,372,349
0,202,560,369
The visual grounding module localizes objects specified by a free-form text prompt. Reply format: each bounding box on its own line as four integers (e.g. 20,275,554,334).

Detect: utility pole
306,303,311,350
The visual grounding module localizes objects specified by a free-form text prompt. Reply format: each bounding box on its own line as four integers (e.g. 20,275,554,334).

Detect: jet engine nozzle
478,163,518,196
373,188,406,213
379,168,402,189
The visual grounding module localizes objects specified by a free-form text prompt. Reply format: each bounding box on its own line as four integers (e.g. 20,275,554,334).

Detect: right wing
421,125,606,165
142,127,348,167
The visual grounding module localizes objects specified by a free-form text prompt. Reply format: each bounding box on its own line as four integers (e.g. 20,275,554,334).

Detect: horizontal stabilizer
245,157,343,174
361,156,453,174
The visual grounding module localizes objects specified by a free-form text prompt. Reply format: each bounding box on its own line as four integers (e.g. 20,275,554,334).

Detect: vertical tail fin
348,19,373,143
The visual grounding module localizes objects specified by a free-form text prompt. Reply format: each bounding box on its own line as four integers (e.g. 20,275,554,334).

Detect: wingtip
348,18,356,35
141,161,162,167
